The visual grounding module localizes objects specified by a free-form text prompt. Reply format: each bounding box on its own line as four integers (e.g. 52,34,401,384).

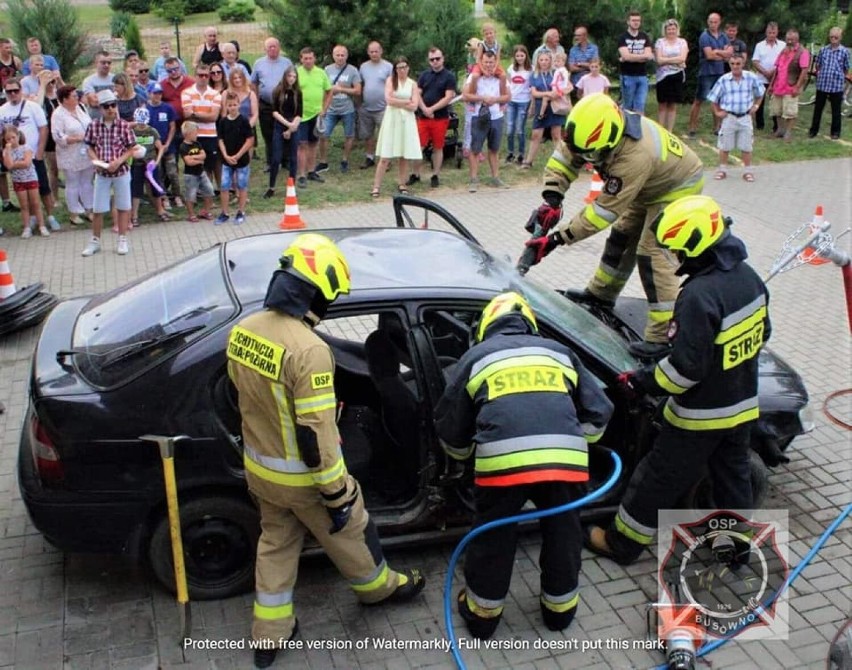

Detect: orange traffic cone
0,250,16,300
584,171,604,203
799,205,830,266
279,177,306,230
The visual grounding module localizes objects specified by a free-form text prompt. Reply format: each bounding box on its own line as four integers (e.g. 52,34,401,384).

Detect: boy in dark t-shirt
179,120,214,222
130,107,168,225
215,91,254,225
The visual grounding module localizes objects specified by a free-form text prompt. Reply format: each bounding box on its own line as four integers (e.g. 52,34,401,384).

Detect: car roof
226,228,513,304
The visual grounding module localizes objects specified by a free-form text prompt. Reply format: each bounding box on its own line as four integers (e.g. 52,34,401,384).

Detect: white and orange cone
0,250,16,300
279,177,306,230
799,205,830,266
584,171,604,204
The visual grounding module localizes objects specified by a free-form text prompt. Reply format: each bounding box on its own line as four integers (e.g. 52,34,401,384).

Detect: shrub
218,0,256,22
152,0,187,24
185,0,221,13
110,11,132,39
5,0,87,82
108,0,152,13
124,17,146,59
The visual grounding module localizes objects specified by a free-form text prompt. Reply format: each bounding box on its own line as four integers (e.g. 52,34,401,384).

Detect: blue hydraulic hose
443,450,623,670
653,501,852,670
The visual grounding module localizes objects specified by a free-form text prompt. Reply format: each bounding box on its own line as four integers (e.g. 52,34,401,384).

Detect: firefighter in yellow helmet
585,196,771,565
522,93,705,358
227,233,425,668
435,292,613,639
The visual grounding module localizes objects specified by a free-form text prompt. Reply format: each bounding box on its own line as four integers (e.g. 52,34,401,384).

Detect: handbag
551,95,572,115
314,66,347,138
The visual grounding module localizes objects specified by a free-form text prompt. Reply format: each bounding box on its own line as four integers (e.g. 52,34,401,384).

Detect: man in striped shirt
181,63,221,188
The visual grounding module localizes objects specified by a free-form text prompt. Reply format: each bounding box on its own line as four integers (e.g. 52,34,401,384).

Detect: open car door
392,194,481,244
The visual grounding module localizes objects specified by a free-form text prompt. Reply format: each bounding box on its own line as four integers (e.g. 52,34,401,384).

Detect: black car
19,197,813,600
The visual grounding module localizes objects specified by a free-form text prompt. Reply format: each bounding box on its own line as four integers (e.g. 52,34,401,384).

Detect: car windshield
505,267,637,372
73,247,235,387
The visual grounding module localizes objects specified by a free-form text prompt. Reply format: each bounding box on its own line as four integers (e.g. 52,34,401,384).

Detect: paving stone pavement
0,158,850,670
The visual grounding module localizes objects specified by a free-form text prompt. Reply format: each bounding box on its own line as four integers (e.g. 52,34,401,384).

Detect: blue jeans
504,101,528,156
620,75,649,114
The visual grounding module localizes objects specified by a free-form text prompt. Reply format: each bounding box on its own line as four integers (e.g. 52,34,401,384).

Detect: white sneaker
21,226,33,239
39,226,50,237
116,235,129,255
81,237,101,257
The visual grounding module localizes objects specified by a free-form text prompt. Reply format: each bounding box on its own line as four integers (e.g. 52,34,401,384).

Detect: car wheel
682,450,769,510
148,495,260,600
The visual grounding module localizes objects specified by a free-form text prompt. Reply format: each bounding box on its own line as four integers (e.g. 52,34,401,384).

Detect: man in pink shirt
768,29,810,141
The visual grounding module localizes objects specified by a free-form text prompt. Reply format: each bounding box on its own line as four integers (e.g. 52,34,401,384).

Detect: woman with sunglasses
209,65,228,94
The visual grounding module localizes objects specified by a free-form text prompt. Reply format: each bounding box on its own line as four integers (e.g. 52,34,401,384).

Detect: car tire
682,449,769,510
148,495,260,600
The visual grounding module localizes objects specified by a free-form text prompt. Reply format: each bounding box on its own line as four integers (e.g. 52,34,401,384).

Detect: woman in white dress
371,56,421,197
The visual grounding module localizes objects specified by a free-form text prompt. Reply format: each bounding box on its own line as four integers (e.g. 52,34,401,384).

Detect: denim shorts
183,172,215,203
325,111,356,138
696,75,721,101
93,171,132,212
221,165,250,191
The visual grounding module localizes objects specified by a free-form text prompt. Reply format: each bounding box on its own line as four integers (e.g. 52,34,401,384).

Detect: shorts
357,108,384,140
33,158,52,196
198,136,219,172
656,71,685,104
221,164,250,191
297,116,320,144
13,180,38,193
324,111,356,138
183,172,215,203
470,116,504,154
695,74,721,101
769,94,798,120
93,171,132,212
130,161,152,199
717,114,754,152
417,117,450,150
532,107,563,131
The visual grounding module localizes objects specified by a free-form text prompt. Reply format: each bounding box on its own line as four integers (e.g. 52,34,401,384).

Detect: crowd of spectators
0,16,849,241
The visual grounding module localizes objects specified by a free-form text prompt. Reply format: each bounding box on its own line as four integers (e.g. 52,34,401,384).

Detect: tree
266,0,475,74
5,0,87,81
124,17,146,60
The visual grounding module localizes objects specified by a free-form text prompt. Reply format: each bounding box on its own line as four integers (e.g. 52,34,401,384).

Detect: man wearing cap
81,89,138,257
147,82,181,208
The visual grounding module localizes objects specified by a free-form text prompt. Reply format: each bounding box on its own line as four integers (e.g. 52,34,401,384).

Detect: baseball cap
150,82,163,94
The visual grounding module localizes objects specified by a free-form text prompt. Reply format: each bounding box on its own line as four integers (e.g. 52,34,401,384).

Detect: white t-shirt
507,66,532,104
474,75,504,119
0,100,48,153
752,39,785,84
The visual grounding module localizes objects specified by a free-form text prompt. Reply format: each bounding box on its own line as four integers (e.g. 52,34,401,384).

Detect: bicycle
798,45,852,117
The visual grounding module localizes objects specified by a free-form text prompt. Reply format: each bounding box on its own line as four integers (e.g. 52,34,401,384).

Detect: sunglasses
4,88,21,94
429,56,442,62
139,69,149,73
100,102,117,109
396,64,409,69
166,67,180,73
210,70,223,75
196,73,210,78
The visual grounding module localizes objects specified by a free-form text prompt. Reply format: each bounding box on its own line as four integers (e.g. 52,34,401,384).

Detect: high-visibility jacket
227,310,351,502
543,112,705,245
434,315,613,486
636,234,772,431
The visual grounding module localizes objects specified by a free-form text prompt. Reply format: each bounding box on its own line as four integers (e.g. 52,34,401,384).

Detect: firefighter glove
327,502,353,535
536,203,563,234
615,371,643,399
524,233,563,265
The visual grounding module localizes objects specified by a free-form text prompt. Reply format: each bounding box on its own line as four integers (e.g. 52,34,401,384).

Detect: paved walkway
0,159,850,669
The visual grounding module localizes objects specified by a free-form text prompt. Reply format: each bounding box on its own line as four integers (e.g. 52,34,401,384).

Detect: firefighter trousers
606,421,754,563
586,200,680,343
463,482,583,634
249,474,400,644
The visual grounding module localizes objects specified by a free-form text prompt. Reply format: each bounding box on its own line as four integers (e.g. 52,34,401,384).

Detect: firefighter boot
254,620,298,669
458,589,502,640
583,526,641,566
540,598,578,632
364,569,426,606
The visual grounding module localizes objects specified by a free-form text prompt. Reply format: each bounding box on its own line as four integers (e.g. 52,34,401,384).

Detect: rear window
73,248,236,387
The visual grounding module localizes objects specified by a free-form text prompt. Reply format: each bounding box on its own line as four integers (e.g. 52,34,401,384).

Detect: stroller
421,109,463,170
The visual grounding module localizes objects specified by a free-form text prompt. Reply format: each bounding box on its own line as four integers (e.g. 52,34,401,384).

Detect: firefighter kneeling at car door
434,292,613,640
227,233,425,669
523,93,705,358
585,196,771,566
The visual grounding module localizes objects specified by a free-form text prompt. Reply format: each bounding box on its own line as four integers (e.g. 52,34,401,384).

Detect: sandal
714,170,727,180
158,212,173,221
370,188,380,198
187,215,200,223
742,172,755,182
520,162,532,170
397,185,409,195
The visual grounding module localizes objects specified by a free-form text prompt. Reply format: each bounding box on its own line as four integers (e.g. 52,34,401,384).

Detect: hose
443,450,623,670
653,502,852,669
